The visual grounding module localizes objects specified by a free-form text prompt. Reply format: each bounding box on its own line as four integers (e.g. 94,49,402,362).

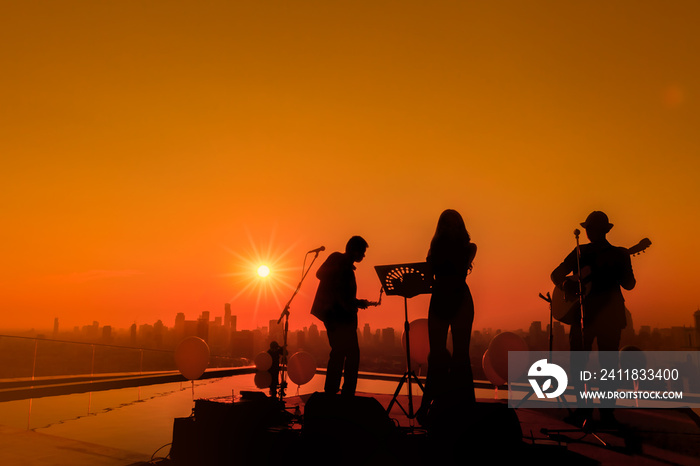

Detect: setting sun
218,228,303,328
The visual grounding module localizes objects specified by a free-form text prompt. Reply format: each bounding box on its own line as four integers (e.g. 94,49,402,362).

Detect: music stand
375,262,433,419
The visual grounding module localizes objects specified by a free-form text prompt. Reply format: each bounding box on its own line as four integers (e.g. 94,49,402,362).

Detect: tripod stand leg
514,388,534,408
409,371,425,391
407,369,414,418
386,372,408,415
385,295,426,419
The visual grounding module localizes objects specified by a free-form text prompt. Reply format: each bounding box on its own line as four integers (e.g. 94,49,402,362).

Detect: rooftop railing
0,334,251,402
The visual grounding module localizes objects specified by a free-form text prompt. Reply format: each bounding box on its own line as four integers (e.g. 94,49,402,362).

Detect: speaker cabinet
302,392,400,466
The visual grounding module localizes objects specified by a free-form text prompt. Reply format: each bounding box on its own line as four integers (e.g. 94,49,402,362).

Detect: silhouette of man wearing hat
551,211,636,426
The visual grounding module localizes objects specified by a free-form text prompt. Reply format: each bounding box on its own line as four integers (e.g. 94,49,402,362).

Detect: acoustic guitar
551,238,652,324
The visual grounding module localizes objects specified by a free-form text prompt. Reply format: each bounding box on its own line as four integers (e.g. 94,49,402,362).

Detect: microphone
307,246,325,254
574,229,581,238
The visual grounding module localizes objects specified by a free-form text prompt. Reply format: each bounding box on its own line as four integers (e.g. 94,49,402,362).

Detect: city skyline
2,305,695,389
6,298,700,338
8,305,698,353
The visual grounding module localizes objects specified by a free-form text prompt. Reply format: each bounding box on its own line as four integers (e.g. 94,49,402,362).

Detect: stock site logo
528,359,568,399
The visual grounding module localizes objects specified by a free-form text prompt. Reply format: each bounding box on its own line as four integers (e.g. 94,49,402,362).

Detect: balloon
401,319,430,366
482,350,506,386
620,345,647,370
254,351,273,371
175,336,210,380
620,345,643,353
254,370,273,389
287,351,316,386
487,331,528,382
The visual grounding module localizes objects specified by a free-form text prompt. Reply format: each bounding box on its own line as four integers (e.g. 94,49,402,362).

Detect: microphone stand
276,249,322,401
538,291,554,360
573,229,603,436
541,230,612,446
526,291,570,411
574,229,585,349
573,228,589,397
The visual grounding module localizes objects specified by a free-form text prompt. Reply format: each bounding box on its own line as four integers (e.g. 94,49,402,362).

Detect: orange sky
2,2,699,334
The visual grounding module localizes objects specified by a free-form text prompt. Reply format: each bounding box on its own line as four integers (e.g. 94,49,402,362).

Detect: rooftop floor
1,391,698,465
0,424,148,466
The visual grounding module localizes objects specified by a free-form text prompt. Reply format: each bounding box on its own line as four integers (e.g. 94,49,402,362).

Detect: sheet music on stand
374,262,433,299
374,262,433,420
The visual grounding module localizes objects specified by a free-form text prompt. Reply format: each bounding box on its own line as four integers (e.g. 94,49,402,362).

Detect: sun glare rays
222,228,299,324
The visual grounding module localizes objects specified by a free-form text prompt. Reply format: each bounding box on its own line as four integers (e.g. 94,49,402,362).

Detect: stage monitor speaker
428,398,523,455
302,392,399,465
171,397,282,466
170,417,198,466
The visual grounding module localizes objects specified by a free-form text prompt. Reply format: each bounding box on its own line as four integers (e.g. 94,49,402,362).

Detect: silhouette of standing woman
416,209,476,425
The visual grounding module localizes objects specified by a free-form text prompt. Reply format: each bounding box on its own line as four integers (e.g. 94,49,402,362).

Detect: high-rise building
102,325,112,342
174,313,186,340
197,315,209,342
296,330,306,350
269,319,284,343
363,323,372,345
209,317,228,352
309,323,320,345
231,330,255,359
154,320,165,347
84,321,100,340
183,320,198,339
382,328,396,349
224,303,232,329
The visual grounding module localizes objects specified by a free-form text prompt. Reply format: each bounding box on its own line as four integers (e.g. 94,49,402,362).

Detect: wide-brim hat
581,211,613,231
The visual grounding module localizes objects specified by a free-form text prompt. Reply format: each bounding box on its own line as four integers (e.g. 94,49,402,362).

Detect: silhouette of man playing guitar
551,211,637,427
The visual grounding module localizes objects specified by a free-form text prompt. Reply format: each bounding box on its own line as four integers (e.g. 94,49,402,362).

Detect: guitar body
551,283,584,325
551,238,651,325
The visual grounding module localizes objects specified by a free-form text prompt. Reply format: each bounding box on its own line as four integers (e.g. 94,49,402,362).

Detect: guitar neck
627,238,652,256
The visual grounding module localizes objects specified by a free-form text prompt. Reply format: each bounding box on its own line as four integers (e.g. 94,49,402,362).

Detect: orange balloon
287,351,316,386
487,331,528,381
254,370,273,389
401,318,430,366
620,345,647,369
174,336,210,380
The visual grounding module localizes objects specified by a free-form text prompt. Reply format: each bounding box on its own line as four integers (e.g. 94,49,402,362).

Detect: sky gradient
2,1,699,334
